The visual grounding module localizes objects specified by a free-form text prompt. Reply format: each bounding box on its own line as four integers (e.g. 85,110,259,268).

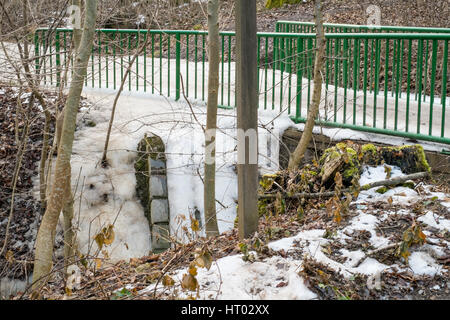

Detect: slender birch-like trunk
32,0,98,293
288,0,326,170
204,0,220,237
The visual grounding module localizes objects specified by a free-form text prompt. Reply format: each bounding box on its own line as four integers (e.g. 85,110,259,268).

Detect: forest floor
113,0,450,32
14,167,450,300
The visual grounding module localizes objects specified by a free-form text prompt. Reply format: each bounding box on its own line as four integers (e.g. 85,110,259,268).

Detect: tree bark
32,0,98,293
204,0,220,237
288,0,326,170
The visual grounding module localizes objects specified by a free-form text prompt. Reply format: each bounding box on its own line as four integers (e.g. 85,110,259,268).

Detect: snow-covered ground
30,88,292,263
139,164,450,300
40,84,449,265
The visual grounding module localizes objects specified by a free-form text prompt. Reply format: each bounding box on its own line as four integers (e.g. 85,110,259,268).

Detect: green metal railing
276,21,450,34
35,28,450,145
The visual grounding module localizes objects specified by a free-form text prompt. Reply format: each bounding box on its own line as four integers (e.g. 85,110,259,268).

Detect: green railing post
34,31,40,75
175,33,181,101
442,40,448,138
55,31,61,87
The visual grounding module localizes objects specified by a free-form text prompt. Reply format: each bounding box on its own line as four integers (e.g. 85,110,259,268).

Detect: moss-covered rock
319,142,361,185
257,142,431,217
361,144,431,174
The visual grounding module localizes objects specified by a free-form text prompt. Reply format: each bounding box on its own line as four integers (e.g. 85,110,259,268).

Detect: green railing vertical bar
228,35,232,106
91,39,95,88
98,31,102,89
423,40,429,102
272,36,276,110
128,34,131,91
221,35,225,105
143,33,147,92
383,39,390,129
257,35,261,108
373,38,380,127
325,37,330,117
296,36,303,119
174,33,181,101
194,34,198,99
168,35,171,97
287,37,292,115
202,34,205,101
428,39,438,136
186,34,189,97
279,37,285,112
136,32,139,91
34,32,40,75
370,39,374,93
441,40,448,138
417,39,424,134
406,39,412,132
151,33,155,94
120,32,124,90
342,38,349,123
63,31,68,84
43,34,47,85
334,37,339,122
391,37,397,97
113,32,117,90
374,38,381,95
394,39,401,130
363,38,368,126
307,37,313,112
399,39,404,98
55,31,61,87
160,33,163,95
263,36,268,110
352,38,358,125
49,36,53,85
105,34,109,89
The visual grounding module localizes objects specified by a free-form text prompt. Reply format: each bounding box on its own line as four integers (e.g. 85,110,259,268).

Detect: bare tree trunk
61,0,84,269
288,0,326,170
32,0,98,293
204,0,220,237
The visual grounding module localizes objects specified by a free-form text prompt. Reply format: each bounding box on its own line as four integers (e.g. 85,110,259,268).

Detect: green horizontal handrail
34,28,450,146
276,21,450,34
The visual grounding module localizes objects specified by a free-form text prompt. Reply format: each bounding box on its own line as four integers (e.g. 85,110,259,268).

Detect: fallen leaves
397,221,427,263
94,225,115,250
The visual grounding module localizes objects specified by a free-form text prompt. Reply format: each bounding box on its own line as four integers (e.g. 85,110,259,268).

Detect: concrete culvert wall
135,134,171,253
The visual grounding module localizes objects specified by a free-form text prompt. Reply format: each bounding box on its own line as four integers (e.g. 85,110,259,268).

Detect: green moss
85,120,96,127
260,174,278,191
414,144,431,173
376,186,388,194
402,181,415,189
320,142,361,185
343,166,359,180
258,199,270,217
361,143,377,154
